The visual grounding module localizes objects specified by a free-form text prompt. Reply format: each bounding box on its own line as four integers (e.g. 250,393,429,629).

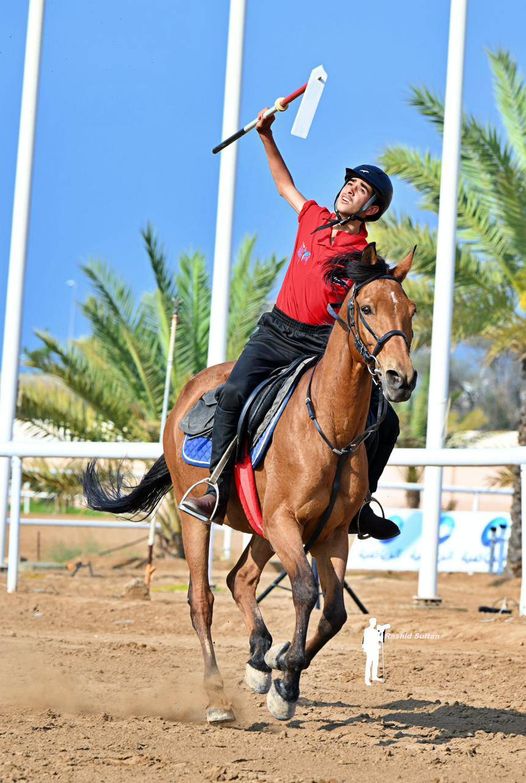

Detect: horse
84,242,417,724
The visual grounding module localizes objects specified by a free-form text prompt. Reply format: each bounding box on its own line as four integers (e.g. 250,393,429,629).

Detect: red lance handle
212,82,308,155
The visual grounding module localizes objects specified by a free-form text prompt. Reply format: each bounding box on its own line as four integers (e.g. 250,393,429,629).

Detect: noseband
350,275,410,365
333,275,410,370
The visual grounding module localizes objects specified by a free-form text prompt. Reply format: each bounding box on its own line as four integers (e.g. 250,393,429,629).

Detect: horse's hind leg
226,536,274,694
182,517,235,724
304,527,349,666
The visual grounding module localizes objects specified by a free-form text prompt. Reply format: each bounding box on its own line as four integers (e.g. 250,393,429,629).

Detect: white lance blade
291,65,328,139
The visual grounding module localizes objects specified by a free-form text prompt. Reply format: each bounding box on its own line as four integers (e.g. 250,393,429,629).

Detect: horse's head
339,242,417,402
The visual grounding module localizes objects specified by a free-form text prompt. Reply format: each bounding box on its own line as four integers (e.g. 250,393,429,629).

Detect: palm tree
394,364,429,508
18,227,286,554
371,49,525,575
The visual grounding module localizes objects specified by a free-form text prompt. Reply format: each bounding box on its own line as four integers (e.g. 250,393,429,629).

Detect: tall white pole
159,306,178,437
0,0,46,563
206,0,246,367
144,305,178,589
416,0,468,602
6,457,23,593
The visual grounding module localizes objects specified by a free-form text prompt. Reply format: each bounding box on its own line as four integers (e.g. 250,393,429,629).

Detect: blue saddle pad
182,381,298,469
183,393,377,469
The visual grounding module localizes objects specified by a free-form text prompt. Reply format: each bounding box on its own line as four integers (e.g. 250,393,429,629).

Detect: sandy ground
0,561,525,783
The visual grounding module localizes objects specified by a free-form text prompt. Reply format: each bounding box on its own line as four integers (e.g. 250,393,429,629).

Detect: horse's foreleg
182,517,234,724
304,527,349,666
264,521,318,720
226,535,274,693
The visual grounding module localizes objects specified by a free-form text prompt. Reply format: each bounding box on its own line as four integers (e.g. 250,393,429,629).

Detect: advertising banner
348,509,510,573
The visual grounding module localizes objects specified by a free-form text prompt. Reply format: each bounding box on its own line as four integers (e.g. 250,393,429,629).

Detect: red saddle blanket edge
234,451,265,538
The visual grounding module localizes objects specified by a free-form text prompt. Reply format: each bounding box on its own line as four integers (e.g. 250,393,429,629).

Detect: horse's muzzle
382,368,418,403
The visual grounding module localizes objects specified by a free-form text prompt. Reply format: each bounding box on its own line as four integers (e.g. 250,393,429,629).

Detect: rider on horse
183,109,401,540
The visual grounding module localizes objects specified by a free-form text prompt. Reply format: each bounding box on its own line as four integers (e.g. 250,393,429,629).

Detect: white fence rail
1,440,525,615
18,481,514,516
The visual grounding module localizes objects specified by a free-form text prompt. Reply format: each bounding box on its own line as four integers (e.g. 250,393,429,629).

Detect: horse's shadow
313,698,526,743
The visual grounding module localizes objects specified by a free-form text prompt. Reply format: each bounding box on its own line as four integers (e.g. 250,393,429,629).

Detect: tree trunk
405,465,422,509
506,356,525,577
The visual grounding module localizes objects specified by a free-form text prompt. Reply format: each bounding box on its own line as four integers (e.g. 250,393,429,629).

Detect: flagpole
206,0,246,367
0,0,46,563
416,0,468,603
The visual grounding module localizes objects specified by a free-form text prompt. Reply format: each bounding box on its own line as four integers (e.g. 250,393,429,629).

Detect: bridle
331,275,411,374
306,274,411,458
301,272,413,555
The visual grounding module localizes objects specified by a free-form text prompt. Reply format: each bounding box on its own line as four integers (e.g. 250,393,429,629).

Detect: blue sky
1,0,526,354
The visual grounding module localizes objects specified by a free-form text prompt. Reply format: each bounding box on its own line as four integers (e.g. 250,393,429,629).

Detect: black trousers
210,307,399,495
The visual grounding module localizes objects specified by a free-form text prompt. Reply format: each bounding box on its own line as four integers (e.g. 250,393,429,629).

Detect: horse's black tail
83,455,172,520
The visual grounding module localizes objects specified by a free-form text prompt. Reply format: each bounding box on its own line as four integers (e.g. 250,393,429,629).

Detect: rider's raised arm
256,109,307,215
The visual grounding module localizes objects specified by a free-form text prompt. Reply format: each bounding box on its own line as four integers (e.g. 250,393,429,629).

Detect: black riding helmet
343,165,393,222
313,164,393,233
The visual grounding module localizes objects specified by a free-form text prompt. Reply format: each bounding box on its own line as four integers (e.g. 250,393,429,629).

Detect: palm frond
81,262,161,413
381,146,511,264
483,315,526,363
409,84,526,266
227,236,287,360
18,375,147,441
141,225,176,350
25,332,148,435
489,50,526,171
173,252,211,388
22,232,286,465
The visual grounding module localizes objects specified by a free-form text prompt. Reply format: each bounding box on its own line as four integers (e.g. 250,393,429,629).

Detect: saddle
179,355,318,469
179,355,378,537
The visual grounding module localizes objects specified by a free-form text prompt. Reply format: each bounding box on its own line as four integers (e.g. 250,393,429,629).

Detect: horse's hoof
245,663,272,694
266,680,296,721
264,641,290,671
206,706,236,724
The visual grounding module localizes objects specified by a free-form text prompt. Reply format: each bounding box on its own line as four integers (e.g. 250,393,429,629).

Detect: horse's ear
362,242,379,266
392,245,417,282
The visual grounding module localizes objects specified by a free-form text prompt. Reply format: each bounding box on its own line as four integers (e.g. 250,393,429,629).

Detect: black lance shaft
212,83,307,154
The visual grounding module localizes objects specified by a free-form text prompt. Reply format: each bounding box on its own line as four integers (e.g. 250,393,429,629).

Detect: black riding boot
181,404,239,523
349,499,400,540
349,398,401,540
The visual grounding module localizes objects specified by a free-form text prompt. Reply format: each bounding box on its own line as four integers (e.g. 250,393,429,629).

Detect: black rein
302,274,408,554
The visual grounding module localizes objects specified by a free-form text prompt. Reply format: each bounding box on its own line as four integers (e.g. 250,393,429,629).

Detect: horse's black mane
323,251,392,289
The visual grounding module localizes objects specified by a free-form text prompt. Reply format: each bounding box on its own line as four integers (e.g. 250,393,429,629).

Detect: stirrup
355,494,386,540
178,437,237,524
179,478,220,524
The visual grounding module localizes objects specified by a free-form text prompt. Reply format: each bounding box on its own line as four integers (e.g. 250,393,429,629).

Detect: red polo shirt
276,200,368,325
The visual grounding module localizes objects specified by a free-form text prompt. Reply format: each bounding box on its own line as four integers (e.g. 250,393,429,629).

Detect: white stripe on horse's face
389,290,399,311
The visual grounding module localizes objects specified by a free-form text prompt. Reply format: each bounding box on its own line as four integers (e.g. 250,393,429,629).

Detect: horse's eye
361,305,372,315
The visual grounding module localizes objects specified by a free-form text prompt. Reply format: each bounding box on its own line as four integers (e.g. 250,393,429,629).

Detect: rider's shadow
317,698,526,742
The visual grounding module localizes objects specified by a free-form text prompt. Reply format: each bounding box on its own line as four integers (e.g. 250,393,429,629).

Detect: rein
302,274,408,554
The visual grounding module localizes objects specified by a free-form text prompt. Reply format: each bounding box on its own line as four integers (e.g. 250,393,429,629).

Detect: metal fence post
7,457,23,593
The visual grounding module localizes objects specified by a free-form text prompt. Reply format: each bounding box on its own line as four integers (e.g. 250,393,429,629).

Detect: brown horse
84,243,417,724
